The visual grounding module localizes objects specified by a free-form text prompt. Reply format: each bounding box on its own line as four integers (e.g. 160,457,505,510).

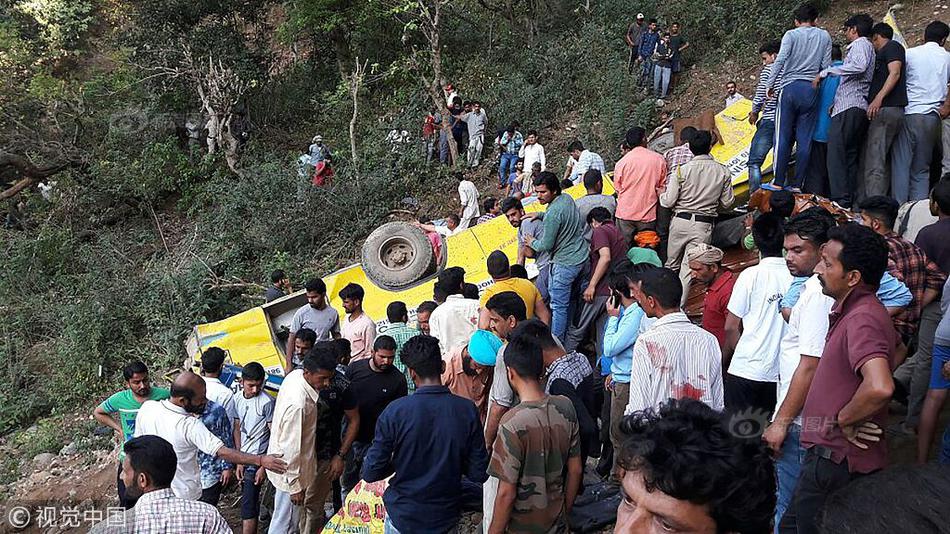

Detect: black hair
794,2,820,23
500,196,523,214
637,267,682,309
533,171,562,195
827,223,888,290
506,123,515,133
625,127,646,148
820,464,950,533
454,172,465,182
417,300,438,315
270,269,286,284
608,259,636,298
339,282,364,302
241,361,266,382
758,39,781,55
510,318,558,350
446,214,461,225
332,338,351,362
487,250,511,278
679,126,698,145
433,283,449,302
123,360,148,381
845,14,874,37
858,195,899,230
784,210,832,245
832,44,843,61
617,399,775,534
503,333,544,381
485,291,528,322
201,347,226,373
463,283,480,300
483,196,497,213
925,20,950,43
304,278,326,294
510,264,529,279
400,335,443,379
374,335,397,352
688,130,713,156
752,212,786,257
302,344,336,373
649,18,657,24
124,435,177,488
725,80,737,87
769,189,796,219
560,178,574,189
871,22,894,40
296,328,317,346
932,178,950,214
526,129,538,137
587,206,613,224
567,138,583,152
387,301,409,323
439,266,465,295
583,169,603,190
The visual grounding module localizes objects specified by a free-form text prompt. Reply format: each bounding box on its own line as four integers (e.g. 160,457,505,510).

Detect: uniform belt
674,212,716,224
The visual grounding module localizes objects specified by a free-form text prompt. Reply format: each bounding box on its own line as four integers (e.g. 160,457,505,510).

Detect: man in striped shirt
748,40,781,193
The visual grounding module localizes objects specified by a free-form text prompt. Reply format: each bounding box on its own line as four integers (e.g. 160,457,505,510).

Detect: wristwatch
336,450,347,459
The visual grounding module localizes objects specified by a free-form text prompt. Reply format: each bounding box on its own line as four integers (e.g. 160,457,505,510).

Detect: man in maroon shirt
687,244,736,351
780,224,897,534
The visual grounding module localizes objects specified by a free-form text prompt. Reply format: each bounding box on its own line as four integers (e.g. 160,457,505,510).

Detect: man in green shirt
93,361,170,508
523,171,588,342
382,301,422,393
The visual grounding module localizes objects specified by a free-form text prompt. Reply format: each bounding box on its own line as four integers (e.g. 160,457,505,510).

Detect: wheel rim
378,236,417,272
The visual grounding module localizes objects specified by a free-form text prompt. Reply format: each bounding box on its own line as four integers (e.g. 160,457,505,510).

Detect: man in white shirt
724,80,745,107
339,283,377,362
199,348,238,438
457,173,480,230
624,267,724,415
518,129,546,174
891,21,950,203
722,213,792,415
267,347,328,534
428,268,479,355
567,140,606,184
133,372,286,501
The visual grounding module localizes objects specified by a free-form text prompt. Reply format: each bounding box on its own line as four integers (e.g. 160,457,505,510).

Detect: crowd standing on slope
87,3,950,533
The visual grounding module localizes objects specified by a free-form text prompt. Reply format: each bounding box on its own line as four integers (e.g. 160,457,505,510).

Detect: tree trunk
422,0,459,165
348,60,368,182
329,26,353,80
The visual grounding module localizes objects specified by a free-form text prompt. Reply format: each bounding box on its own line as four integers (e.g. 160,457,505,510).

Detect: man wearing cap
442,331,502,423
308,135,332,166
687,243,736,350
625,14,646,74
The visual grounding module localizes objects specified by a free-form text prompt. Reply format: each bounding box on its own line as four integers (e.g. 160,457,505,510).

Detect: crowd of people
87,3,950,534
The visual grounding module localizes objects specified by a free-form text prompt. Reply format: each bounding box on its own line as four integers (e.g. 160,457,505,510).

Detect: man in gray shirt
574,169,617,241
285,278,340,372
461,101,488,168
764,2,832,192
501,197,551,301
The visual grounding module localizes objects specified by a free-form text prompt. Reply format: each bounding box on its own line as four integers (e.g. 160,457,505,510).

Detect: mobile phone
610,292,621,309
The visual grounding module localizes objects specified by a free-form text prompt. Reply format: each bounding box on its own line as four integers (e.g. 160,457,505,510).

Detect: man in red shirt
781,223,896,534
687,244,736,351
612,127,668,247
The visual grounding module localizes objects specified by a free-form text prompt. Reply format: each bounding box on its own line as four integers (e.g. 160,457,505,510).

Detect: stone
59,441,79,456
32,452,56,467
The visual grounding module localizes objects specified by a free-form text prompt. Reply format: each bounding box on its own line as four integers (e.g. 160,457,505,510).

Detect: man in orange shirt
442,330,502,423
613,127,669,248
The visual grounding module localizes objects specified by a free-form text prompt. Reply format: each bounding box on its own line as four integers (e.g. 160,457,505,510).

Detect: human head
463,283,479,300
473,100,481,112
483,196,499,216
200,346,226,376
446,213,461,230
123,361,151,398
844,14,873,41
332,338,351,365
568,140,585,159
170,371,208,415
635,267,682,317
678,126,698,146
506,123,516,134
487,250,511,280
312,135,323,144
301,344,338,390
857,195,899,234
401,335,444,383
485,291,527,340
924,20,950,45
671,22,680,34
533,171,562,205
294,328,317,364
305,278,328,309
648,18,657,31
832,43,843,61
817,224,888,299
510,319,560,357
469,329,503,367
500,197,525,228
416,301,437,334
503,331,544,392
339,283,365,314
769,189,796,219
510,264,529,279
240,361,266,398
439,266,465,296
515,159,524,172
686,244,724,285
372,335,397,371
121,435,178,500
615,399,775,533
931,178,950,216
759,39,781,64
752,212,785,258
587,206,614,228
725,81,737,96
583,169,604,193
661,32,670,42
783,210,832,277
793,2,820,25
270,269,288,288
625,127,646,149
387,301,409,324
525,129,538,145
870,22,894,50
688,130,713,156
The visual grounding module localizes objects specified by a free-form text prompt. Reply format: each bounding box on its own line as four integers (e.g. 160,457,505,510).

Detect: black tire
361,222,435,289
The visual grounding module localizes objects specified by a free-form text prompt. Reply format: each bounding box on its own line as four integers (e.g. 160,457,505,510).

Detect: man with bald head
134,371,287,501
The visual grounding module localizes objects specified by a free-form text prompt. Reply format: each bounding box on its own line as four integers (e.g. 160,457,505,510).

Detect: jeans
384,515,457,534
748,119,775,192
269,489,301,534
774,424,804,533
827,107,869,208
653,65,671,98
639,56,654,86
891,111,941,203
778,450,866,534
341,441,372,496
549,262,584,342
940,425,950,464
773,80,819,189
499,153,519,187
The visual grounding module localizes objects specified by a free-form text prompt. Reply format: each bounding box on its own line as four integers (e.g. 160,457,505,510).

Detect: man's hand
941,360,950,381
605,294,620,317
743,213,754,230
290,490,305,506
811,75,822,89
523,234,535,247
867,98,883,120
747,111,759,126
236,464,245,482
940,102,950,120
762,422,788,455
582,285,596,303
261,454,288,474
220,469,233,487
841,421,883,450
329,455,345,480
605,374,614,392
254,466,267,485
767,87,776,99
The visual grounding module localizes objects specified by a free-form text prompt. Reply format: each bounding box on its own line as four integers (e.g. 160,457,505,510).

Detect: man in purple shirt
816,14,875,208
780,223,897,534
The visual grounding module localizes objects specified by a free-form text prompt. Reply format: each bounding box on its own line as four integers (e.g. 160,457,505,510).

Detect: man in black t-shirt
866,22,909,198
341,335,408,495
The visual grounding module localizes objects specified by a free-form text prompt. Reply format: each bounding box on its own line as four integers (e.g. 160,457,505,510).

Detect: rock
59,441,79,456
33,452,56,466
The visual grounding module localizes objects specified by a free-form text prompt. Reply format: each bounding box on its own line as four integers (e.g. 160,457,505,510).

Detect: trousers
826,107,868,208
863,106,904,197
666,216,713,305
774,424,805,533
891,111,941,203
653,65,671,98
270,489,302,534
894,301,943,426
773,80,819,189
549,262,585,342
778,450,867,534
467,133,485,168
748,119,776,193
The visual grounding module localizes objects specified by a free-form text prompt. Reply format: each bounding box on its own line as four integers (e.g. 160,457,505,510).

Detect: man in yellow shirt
479,251,551,329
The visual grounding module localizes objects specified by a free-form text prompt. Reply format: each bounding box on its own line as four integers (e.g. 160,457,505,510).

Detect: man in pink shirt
339,283,377,362
613,127,668,248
